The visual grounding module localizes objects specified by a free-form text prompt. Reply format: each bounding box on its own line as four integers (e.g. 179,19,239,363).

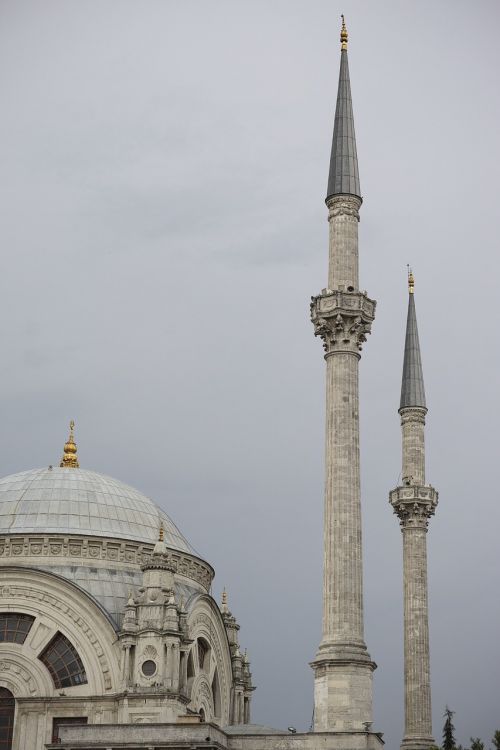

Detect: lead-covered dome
0,466,193,553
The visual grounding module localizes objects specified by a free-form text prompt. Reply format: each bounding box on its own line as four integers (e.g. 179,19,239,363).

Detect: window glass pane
39,632,88,689
0,613,35,644
0,688,15,750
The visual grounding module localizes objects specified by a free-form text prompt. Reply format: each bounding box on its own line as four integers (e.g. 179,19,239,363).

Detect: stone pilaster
390,407,438,750
310,213,377,730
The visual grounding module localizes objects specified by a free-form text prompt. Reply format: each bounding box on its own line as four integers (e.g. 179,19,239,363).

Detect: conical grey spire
326,44,361,201
400,286,426,411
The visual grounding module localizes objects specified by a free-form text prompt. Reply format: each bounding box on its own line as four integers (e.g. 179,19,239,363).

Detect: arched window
39,632,87,688
197,638,210,672
187,650,195,680
211,668,221,718
0,688,15,750
0,613,35,644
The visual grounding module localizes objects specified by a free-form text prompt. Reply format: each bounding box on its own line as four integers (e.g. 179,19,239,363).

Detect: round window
141,660,157,677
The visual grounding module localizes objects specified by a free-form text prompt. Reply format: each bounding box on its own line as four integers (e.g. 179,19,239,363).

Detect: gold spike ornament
341,15,348,50
60,420,79,468
408,268,415,294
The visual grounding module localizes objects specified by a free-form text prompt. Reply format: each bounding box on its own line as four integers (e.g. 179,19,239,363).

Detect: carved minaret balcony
389,272,438,750
311,289,376,357
310,18,378,737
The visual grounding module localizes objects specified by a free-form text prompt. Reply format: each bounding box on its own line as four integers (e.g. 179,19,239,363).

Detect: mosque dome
0,466,194,553
0,442,213,627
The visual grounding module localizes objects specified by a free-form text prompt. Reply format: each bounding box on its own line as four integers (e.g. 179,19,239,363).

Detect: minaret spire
327,15,361,202
310,18,379,741
390,275,438,750
400,270,426,411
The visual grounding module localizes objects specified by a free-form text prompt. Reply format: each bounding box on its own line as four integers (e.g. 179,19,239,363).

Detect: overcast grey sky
1,1,499,747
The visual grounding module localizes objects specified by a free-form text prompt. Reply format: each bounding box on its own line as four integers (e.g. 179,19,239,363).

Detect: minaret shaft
402,522,432,738
323,352,363,645
328,200,360,291
393,406,436,750
401,409,425,484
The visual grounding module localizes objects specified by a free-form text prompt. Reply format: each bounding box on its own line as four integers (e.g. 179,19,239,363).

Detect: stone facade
0,527,253,749
51,723,385,750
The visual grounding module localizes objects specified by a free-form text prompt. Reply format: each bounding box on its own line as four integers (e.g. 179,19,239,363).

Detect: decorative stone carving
326,194,362,219
141,645,158,660
0,659,37,694
0,534,214,591
190,673,214,719
311,291,376,355
389,485,438,528
400,407,427,424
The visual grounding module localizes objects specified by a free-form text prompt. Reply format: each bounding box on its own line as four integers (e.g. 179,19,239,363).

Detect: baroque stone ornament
326,194,361,219
400,407,426,425
310,290,376,356
0,534,214,591
389,485,438,529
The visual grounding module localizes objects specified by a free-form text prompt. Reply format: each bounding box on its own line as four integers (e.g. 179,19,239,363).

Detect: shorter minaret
389,272,438,750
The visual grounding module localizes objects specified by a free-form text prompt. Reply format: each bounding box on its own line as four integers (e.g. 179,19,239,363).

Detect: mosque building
0,420,254,746
0,19,437,750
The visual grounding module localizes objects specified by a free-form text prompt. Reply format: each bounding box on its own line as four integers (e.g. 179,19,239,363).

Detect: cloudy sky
1,1,499,747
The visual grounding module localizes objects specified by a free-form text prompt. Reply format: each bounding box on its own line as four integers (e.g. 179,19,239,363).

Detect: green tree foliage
470,739,484,750
492,731,500,750
443,706,456,750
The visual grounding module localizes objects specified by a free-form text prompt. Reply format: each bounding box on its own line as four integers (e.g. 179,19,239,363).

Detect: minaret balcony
389,485,438,528
311,289,376,355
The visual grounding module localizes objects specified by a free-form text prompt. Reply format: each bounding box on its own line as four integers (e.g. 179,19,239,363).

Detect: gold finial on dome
340,15,348,50
60,420,79,468
408,266,415,294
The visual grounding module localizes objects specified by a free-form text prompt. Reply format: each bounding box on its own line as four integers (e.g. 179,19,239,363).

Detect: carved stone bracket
389,485,438,529
326,194,362,219
310,290,376,355
399,407,427,425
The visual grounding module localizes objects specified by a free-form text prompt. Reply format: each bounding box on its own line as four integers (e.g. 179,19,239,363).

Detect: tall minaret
389,271,438,750
310,18,377,734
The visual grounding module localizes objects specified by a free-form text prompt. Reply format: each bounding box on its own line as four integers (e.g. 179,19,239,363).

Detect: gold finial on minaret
158,523,164,542
340,15,348,50
408,266,415,294
221,587,228,614
60,420,79,468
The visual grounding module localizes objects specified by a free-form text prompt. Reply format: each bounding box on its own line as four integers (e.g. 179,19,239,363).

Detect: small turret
153,522,167,555
122,591,137,632
220,589,240,652
164,591,179,632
